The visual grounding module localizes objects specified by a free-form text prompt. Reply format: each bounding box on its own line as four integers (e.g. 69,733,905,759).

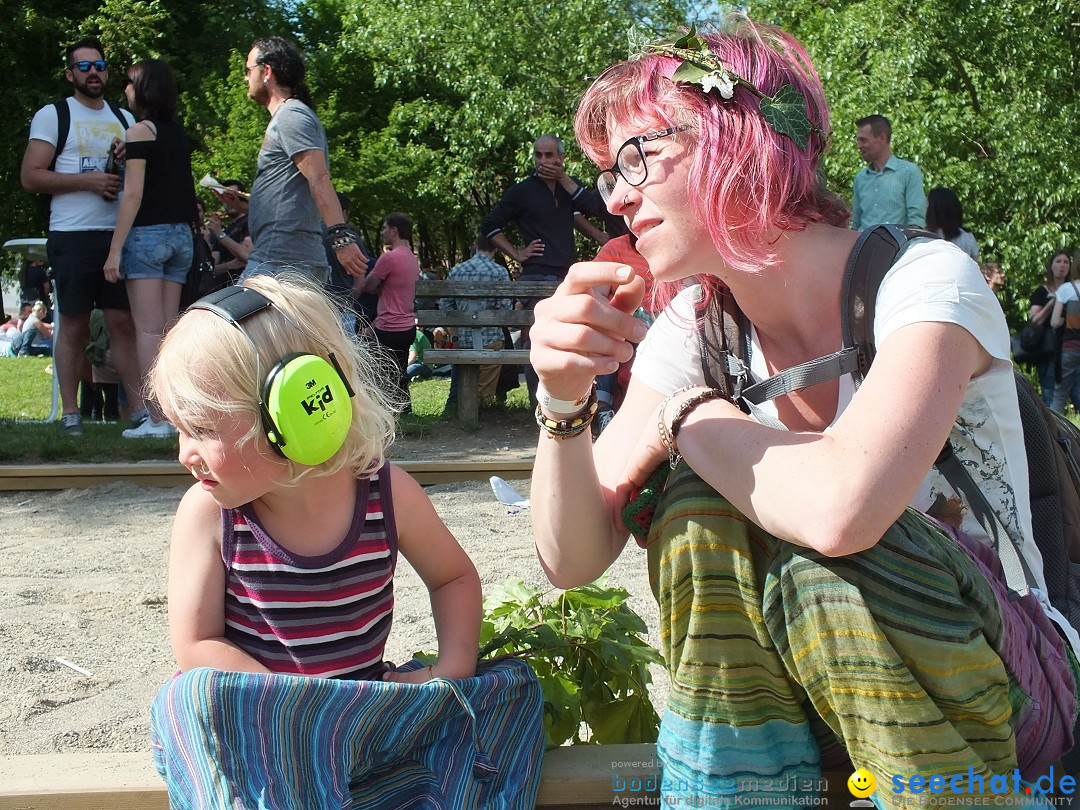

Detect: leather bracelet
536,382,594,417
327,222,350,236
536,385,599,440
330,228,359,251
665,388,724,469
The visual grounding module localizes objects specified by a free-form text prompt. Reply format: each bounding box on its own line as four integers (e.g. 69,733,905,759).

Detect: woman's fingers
530,261,650,400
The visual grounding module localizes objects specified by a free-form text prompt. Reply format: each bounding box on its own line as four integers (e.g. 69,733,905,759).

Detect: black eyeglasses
596,125,689,204
71,60,108,73
244,62,263,77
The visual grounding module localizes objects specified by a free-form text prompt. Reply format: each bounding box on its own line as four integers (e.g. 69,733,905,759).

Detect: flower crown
643,27,821,151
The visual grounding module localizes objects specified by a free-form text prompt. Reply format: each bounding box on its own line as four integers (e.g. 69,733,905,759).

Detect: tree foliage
3,0,1076,311
747,0,1080,322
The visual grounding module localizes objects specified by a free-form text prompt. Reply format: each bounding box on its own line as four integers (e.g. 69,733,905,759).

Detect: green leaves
653,27,818,149
467,578,663,749
759,85,814,150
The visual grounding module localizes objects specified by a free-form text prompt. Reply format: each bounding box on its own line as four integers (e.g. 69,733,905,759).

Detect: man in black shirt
480,135,606,404
480,135,604,281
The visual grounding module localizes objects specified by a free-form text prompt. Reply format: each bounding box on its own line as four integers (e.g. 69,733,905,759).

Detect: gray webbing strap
741,348,862,405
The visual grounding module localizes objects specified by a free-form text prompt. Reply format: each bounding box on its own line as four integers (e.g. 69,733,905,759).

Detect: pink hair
575,15,847,310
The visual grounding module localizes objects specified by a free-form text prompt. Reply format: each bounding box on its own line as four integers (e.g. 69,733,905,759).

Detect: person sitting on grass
1,301,54,357
145,274,543,807
529,15,1078,806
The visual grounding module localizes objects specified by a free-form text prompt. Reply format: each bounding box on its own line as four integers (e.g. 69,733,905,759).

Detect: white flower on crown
700,70,735,99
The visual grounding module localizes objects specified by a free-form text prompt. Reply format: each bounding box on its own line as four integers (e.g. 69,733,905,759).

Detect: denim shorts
121,223,193,284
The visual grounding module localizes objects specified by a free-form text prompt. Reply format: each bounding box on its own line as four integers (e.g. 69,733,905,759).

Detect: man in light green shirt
851,114,926,231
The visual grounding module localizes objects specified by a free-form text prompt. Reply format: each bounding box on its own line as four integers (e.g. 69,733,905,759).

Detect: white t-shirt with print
633,238,1079,653
28,97,134,232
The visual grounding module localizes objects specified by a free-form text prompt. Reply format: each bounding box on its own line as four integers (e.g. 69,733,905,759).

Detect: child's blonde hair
150,274,396,480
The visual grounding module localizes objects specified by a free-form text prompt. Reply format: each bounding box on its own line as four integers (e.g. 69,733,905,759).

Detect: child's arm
168,485,272,674
384,465,482,683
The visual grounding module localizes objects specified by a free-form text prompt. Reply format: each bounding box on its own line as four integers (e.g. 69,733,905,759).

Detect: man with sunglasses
21,36,144,437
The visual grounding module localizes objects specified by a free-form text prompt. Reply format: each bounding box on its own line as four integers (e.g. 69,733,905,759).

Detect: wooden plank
0,745,658,808
416,310,534,328
424,349,529,364
415,280,557,299
0,460,534,491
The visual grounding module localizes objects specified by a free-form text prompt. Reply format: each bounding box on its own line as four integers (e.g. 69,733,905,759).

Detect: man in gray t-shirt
219,37,366,284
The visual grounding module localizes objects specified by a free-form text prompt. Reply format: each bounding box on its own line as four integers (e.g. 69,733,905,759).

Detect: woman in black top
1028,250,1073,406
103,59,198,438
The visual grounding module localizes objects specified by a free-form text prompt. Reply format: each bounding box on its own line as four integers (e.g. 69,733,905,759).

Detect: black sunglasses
120,76,132,89
71,60,108,73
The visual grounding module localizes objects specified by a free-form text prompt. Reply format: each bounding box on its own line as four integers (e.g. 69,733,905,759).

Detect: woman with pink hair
529,15,1077,805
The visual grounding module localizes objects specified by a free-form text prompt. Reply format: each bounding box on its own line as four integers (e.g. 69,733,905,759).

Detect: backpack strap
738,225,929,405
105,100,131,131
697,285,752,403
45,99,71,174
695,224,1037,597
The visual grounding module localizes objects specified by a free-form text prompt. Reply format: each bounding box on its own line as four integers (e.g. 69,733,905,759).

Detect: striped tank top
220,463,398,680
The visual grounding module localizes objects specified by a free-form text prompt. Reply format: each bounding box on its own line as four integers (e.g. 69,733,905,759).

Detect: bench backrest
414,280,559,300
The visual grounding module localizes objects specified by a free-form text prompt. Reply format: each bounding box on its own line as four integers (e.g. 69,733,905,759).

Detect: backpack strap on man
46,99,71,173
104,100,130,131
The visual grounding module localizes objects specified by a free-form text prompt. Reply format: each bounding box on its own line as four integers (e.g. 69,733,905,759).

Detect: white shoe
122,417,178,439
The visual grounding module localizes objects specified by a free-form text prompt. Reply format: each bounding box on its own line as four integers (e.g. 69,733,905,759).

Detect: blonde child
148,275,544,807
150,273,481,682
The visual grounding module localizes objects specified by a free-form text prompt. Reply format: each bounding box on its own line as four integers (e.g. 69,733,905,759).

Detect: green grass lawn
0,358,530,464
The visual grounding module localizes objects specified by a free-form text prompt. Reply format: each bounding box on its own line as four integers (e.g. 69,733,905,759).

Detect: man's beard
72,74,105,99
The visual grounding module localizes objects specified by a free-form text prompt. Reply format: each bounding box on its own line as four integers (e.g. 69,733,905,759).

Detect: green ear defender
190,285,355,466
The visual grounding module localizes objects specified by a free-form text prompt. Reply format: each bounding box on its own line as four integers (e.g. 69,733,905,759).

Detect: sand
0,426,666,758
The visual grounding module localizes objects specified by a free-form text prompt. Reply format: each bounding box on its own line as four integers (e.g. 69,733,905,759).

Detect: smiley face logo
847,768,876,798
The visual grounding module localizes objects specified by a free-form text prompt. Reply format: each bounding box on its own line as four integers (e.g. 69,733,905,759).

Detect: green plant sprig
648,27,819,151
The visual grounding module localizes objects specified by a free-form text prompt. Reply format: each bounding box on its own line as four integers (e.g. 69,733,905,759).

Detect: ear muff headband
189,286,355,466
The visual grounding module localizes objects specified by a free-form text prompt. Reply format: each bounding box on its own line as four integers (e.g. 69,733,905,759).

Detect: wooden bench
0,744,661,808
414,279,558,429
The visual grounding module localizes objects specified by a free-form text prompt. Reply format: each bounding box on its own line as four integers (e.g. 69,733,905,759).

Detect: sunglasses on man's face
71,60,108,73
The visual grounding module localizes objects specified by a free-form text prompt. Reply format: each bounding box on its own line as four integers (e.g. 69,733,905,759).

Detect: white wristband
536,383,593,416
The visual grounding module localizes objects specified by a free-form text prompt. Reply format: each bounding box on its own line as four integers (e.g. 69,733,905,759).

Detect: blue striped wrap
150,658,544,808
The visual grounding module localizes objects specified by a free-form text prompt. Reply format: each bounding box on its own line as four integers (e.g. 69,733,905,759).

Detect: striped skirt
150,657,544,809
644,464,1078,808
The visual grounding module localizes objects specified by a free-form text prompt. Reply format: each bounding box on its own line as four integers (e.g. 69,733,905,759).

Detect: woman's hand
530,262,647,402
103,250,122,284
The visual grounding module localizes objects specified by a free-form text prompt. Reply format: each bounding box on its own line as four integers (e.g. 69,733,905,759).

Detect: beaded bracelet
536,384,599,440
664,388,725,469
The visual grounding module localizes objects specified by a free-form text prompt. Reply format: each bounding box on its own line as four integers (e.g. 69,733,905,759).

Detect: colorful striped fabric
644,464,1077,808
150,658,545,809
221,466,397,680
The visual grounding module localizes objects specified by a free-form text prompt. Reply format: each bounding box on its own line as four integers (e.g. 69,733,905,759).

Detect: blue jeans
242,260,330,286
121,223,193,284
1051,350,1080,413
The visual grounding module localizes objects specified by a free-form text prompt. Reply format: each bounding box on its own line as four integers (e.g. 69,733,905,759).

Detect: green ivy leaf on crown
648,25,819,151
